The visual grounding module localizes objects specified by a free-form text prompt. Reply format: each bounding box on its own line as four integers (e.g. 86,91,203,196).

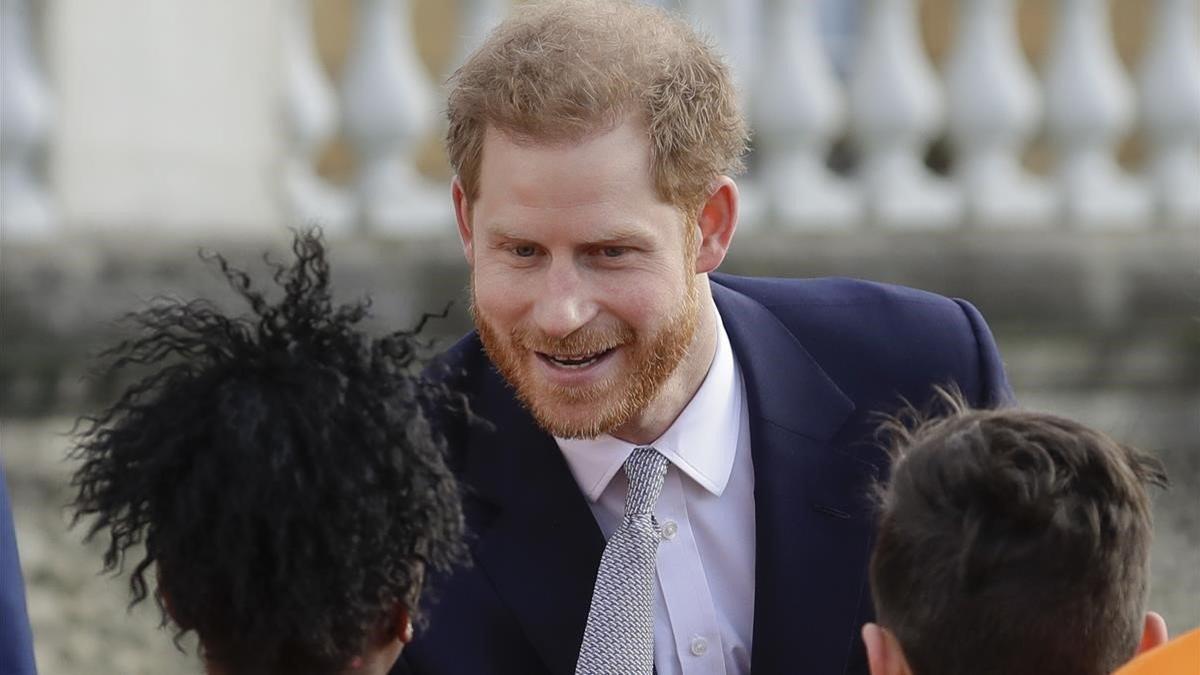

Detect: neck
204,650,399,675
611,283,718,445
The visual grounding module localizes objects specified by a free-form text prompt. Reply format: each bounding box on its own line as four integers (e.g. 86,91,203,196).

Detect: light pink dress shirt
558,305,756,675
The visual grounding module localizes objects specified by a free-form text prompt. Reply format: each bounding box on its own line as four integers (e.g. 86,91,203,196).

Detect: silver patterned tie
575,446,670,675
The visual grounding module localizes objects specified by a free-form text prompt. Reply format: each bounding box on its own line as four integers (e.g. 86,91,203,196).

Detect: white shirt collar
557,304,742,501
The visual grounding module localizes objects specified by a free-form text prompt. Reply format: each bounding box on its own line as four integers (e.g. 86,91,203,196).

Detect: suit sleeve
0,461,37,675
953,298,1015,408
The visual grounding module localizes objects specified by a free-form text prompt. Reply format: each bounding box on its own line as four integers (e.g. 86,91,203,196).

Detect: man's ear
862,623,913,675
694,176,738,274
451,176,474,263
1136,611,1169,656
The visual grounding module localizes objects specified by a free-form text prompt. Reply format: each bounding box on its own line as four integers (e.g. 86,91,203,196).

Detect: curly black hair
69,230,466,674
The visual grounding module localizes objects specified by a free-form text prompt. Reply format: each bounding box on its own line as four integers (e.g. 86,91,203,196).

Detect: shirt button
661,520,678,541
690,636,708,657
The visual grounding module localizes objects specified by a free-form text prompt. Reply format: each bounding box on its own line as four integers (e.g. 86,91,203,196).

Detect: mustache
511,324,635,355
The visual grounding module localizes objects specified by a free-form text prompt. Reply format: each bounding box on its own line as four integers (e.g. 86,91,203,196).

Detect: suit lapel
712,281,879,675
464,360,604,675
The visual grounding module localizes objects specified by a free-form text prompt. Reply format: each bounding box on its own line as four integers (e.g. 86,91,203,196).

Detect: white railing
2,0,1198,239
1,0,55,239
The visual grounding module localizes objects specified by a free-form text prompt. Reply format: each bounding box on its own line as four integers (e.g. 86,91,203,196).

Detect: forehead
474,120,661,213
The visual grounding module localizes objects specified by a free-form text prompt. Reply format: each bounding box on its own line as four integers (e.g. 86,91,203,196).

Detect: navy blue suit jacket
396,275,1012,675
1,462,37,675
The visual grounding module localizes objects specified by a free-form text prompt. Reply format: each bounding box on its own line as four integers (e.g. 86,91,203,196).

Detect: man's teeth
547,351,606,368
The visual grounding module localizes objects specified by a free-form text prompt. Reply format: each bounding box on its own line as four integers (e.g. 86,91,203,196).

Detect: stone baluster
1137,0,1200,228
681,0,765,227
1,0,55,239
452,0,509,74
282,0,351,233
1043,0,1150,229
754,0,861,229
848,0,961,229
817,0,861,77
945,0,1055,228
681,0,760,108
341,0,446,233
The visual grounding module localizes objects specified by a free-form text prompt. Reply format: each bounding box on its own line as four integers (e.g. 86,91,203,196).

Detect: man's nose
532,261,597,339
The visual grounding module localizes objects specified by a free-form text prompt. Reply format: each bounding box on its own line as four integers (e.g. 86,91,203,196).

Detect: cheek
602,274,687,327
473,259,690,331
473,266,528,321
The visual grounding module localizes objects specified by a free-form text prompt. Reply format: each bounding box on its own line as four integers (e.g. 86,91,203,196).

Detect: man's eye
512,245,537,257
601,247,626,258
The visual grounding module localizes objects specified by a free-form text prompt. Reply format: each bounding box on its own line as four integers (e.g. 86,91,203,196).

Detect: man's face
459,119,701,439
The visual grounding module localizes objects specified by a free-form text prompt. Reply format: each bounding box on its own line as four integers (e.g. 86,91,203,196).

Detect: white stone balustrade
754,0,861,229
945,0,1055,228
849,0,962,229
340,0,445,233
46,0,282,236
682,0,767,227
452,0,510,75
1,0,56,240
17,0,1200,236
282,0,352,233
1137,0,1200,229
682,0,761,114
1043,0,1151,229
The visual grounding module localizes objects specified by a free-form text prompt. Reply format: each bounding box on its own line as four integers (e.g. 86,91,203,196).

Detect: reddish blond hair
446,0,748,217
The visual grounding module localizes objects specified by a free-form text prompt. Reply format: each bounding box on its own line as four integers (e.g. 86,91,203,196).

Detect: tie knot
622,447,669,516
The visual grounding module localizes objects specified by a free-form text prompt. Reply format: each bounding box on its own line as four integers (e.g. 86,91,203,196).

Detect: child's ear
396,605,414,645
1136,611,1169,656
863,623,914,675
346,604,413,670
155,567,182,627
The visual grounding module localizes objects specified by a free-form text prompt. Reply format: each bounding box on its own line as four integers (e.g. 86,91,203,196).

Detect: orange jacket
1115,628,1200,675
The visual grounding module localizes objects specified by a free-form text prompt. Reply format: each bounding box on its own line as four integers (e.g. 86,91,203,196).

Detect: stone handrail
1,0,1197,237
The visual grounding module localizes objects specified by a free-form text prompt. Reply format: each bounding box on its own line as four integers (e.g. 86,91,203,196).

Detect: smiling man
468,120,717,445
395,3,1012,675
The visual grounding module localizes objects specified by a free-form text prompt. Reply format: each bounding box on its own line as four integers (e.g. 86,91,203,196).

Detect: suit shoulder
712,273,1009,408
420,332,493,463
425,332,489,388
711,273,955,311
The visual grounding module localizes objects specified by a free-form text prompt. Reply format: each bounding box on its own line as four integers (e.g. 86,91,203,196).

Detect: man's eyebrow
483,225,654,245
584,227,651,245
483,227,525,241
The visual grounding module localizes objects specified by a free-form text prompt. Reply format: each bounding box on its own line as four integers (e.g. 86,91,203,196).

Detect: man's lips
535,347,617,369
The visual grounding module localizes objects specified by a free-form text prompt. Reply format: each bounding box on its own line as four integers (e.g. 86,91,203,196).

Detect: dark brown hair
870,392,1168,675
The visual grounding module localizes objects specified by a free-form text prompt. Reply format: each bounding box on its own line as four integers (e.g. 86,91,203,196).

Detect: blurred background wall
1,0,1197,672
